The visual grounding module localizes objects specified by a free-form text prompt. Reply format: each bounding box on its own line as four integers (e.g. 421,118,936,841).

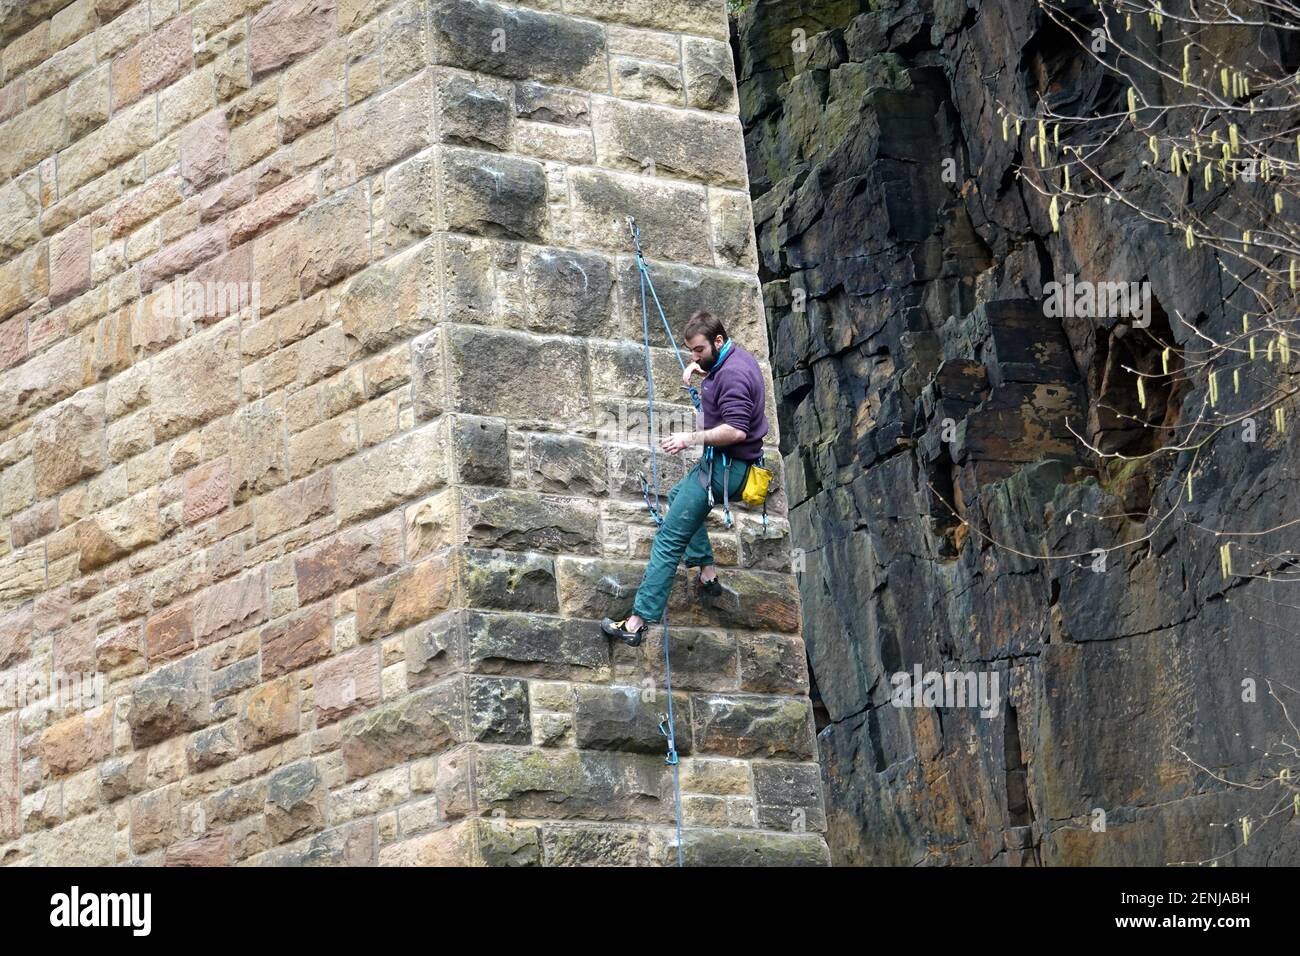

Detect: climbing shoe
601,617,646,647
697,573,723,598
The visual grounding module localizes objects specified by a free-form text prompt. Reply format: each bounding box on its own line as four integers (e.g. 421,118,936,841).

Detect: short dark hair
683,310,726,343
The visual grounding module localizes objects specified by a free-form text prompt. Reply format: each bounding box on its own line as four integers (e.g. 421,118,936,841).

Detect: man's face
686,334,725,371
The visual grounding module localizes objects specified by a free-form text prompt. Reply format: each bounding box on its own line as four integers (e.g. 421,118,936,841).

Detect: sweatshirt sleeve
714,375,755,434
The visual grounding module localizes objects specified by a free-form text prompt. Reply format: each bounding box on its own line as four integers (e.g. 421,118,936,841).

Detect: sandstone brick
442,324,590,426
280,37,344,141
250,0,336,77
183,456,231,525
143,601,195,662
265,759,327,843
338,239,436,353
314,645,381,723
48,222,93,305
570,168,711,266
0,315,25,370
431,0,608,91
165,830,231,866
0,174,41,261
288,412,356,479
231,399,289,503
340,677,464,780
564,0,727,39
180,111,230,191
194,570,266,646
77,488,161,572
294,513,402,603
32,388,106,498
57,98,154,196
461,609,608,679
40,706,112,776
440,146,547,242
336,70,432,181
261,601,332,678
66,64,110,139
334,422,447,523
0,92,66,180
0,714,18,842
252,469,331,542
435,69,511,150
0,604,33,669
355,554,452,641
148,319,240,441
296,186,369,295
0,244,49,323
130,784,180,853
238,675,298,749
470,746,674,823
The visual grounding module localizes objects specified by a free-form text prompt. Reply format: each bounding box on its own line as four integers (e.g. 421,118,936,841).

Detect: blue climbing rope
630,216,687,868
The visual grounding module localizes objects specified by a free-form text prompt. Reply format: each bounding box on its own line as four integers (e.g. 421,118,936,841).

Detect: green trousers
631,455,749,624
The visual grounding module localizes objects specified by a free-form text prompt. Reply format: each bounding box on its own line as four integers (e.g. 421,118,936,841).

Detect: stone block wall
0,0,828,865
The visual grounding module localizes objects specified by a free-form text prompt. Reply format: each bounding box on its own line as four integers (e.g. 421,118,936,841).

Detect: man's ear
714,335,725,351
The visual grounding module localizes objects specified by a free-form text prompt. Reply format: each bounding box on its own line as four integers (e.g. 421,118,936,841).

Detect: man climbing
601,310,770,646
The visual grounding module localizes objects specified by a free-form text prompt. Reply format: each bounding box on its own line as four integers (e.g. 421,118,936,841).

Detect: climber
601,310,771,647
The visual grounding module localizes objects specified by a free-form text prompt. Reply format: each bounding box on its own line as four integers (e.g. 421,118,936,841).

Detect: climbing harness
629,216,687,867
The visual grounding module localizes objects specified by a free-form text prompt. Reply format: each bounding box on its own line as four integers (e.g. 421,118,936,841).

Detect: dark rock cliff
735,0,1300,864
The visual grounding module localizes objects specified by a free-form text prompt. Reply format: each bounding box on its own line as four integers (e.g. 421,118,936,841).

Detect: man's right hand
682,361,703,389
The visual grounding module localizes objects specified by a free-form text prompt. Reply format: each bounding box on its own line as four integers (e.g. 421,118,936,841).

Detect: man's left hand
661,432,695,455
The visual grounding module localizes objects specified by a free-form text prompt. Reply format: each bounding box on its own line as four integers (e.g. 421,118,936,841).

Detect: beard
696,344,718,371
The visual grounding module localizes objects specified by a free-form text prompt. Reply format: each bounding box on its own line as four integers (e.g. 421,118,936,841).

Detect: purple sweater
700,343,769,461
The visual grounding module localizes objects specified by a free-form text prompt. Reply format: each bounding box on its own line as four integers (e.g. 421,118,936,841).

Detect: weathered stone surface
465,675,530,744
570,168,711,266
520,247,616,337
265,760,328,843
458,488,599,554
574,684,692,754
593,97,745,187
148,320,241,441
338,239,437,353
456,550,559,614
32,389,105,497
470,747,675,823
77,489,161,572
238,676,298,749
443,324,590,425
431,0,608,91
261,601,332,677
440,147,547,241
356,554,452,641
315,645,381,723
294,515,403,603
194,571,266,646
40,705,112,776
462,610,608,678
435,70,511,150
692,694,815,760
128,656,211,748
250,0,336,77
676,829,831,867
334,422,447,523
341,679,465,780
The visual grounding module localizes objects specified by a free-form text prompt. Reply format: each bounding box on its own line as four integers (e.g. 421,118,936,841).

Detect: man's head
683,310,728,371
